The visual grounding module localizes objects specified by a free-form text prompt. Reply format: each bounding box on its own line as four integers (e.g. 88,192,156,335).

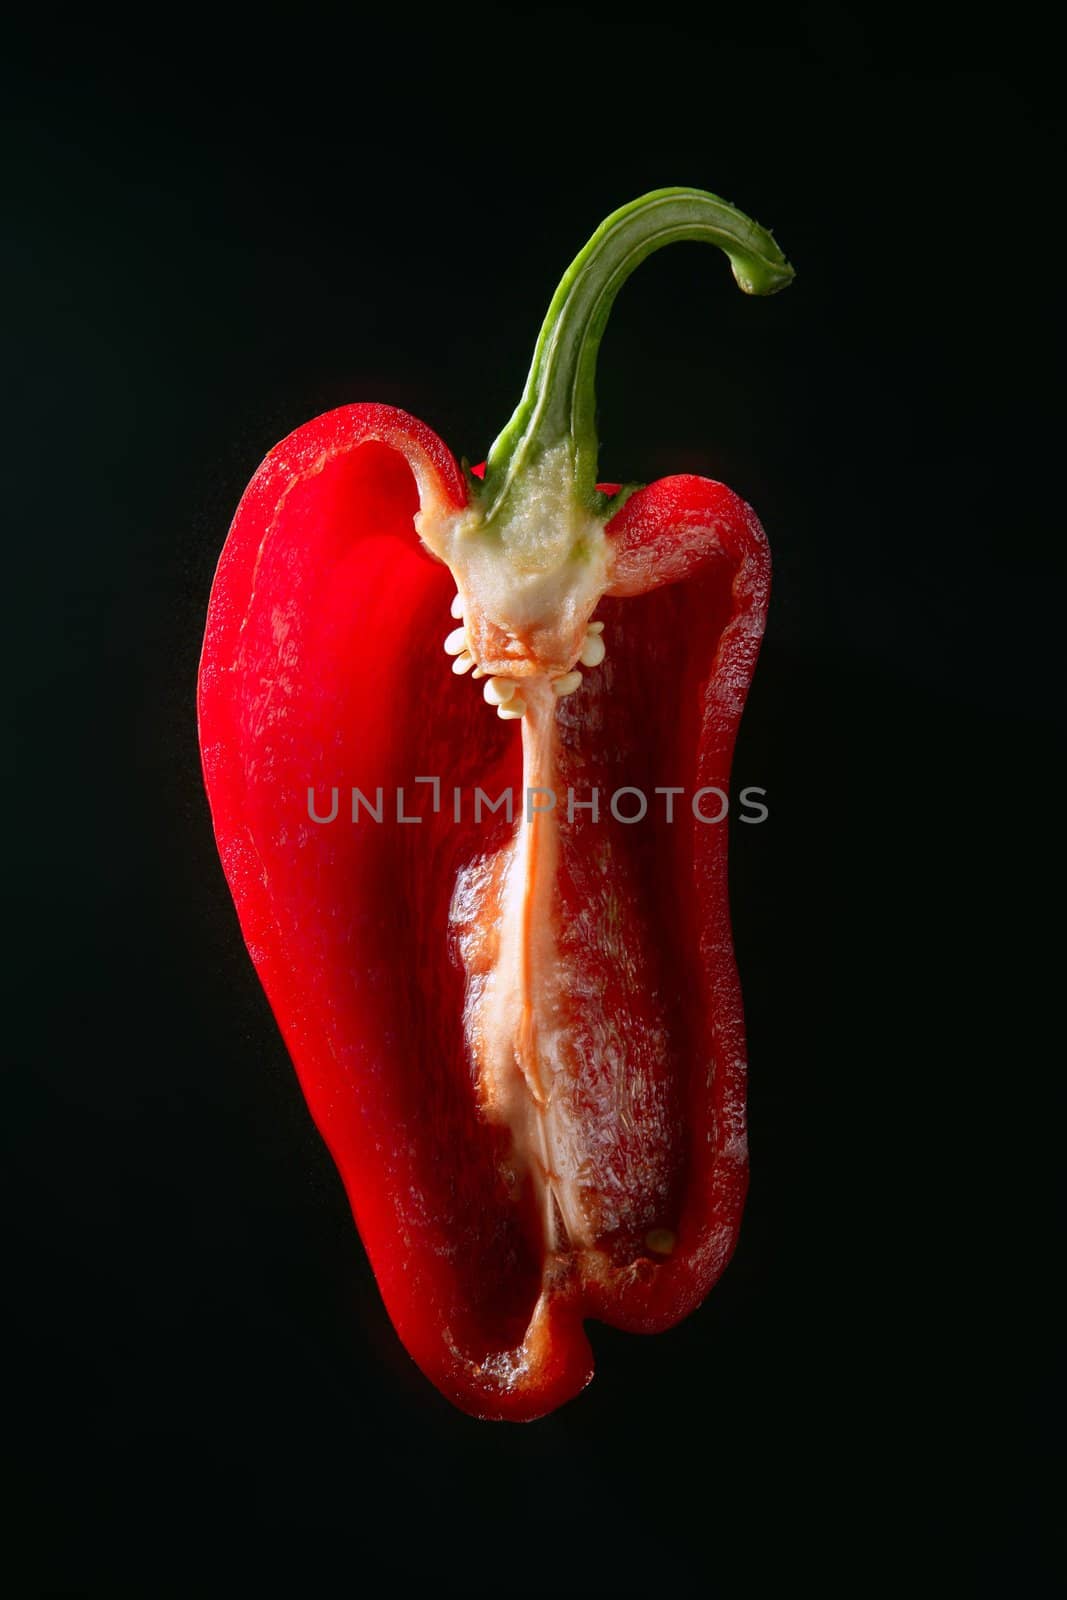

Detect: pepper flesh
198,190,792,1420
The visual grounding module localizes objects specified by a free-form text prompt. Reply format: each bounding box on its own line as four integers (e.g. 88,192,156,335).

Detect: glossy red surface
198,404,769,1419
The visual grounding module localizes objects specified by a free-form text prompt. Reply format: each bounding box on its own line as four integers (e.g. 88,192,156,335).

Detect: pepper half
198,188,793,1420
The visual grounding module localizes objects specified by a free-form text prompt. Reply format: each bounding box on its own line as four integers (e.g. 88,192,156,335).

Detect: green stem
481,187,794,520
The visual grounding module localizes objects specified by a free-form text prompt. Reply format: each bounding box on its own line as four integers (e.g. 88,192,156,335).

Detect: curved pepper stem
480,187,794,520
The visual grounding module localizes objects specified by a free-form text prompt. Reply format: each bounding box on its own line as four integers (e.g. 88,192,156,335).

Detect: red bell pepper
198,188,793,1420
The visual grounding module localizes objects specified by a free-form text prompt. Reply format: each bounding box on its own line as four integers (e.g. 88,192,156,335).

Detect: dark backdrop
7,10,1059,1592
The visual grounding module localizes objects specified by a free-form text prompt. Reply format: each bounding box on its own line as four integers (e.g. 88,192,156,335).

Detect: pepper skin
198,189,793,1420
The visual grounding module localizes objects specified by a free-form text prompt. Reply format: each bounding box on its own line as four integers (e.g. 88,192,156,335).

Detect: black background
7,9,1060,1592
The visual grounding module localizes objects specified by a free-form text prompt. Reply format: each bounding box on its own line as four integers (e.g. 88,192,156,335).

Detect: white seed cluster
442,599,605,719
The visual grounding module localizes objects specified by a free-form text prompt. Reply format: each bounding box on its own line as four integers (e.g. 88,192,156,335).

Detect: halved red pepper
197,189,793,1420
